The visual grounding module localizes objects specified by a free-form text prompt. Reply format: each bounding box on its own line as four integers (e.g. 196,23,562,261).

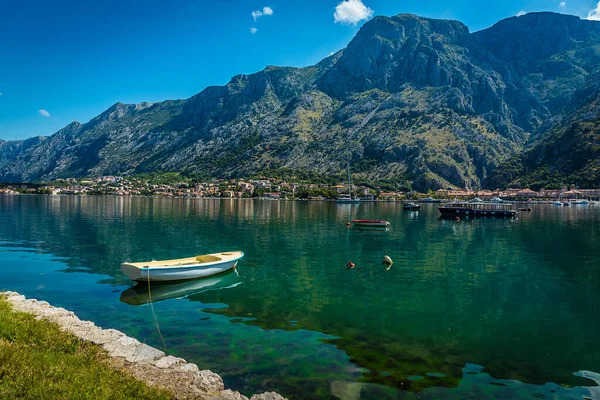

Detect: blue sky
1,0,599,140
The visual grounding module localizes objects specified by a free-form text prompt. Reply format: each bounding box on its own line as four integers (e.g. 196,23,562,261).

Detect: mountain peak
474,11,600,73
357,13,470,43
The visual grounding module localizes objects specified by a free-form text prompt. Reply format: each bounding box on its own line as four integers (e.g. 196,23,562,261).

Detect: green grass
0,296,173,400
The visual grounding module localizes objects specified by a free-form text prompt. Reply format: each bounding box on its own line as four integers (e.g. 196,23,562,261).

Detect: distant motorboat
491,197,505,203
571,200,589,205
554,201,563,206
419,197,441,203
352,219,390,228
121,251,244,282
403,202,421,211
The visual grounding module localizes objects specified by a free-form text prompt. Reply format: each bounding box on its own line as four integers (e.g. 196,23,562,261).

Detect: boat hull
121,251,244,282
120,271,242,305
352,220,390,228
438,207,517,218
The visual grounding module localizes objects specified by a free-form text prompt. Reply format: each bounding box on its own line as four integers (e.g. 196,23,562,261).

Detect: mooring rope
238,259,261,267
147,269,168,353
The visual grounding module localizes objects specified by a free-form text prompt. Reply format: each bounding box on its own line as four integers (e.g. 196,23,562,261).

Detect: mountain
2,12,600,190
486,91,600,189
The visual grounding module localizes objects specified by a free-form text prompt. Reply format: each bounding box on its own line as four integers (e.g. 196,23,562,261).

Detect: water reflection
2,195,600,399
120,270,242,306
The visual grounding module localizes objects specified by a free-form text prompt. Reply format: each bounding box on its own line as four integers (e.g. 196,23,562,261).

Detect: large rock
250,392,287,400
102,336,165,363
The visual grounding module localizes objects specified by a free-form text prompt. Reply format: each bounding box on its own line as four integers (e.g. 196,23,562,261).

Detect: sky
1,0,600,141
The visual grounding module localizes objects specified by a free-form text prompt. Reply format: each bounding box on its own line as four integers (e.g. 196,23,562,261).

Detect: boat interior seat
195,255,221,263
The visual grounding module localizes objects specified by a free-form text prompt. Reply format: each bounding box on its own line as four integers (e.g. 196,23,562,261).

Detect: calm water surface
1,195,600,399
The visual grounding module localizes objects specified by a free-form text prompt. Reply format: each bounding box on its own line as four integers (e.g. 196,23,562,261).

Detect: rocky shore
1,291,286,400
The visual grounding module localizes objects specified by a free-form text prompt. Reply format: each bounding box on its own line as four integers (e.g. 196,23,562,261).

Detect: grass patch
0,295,173,400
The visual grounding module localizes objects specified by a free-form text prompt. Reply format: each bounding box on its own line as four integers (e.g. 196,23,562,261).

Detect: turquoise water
1,195,600,399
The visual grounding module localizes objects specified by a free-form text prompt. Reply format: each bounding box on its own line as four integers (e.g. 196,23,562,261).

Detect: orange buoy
346,261,355,269
346,222,351,227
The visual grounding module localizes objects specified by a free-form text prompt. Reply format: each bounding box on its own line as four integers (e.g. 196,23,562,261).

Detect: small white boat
121,251,244,282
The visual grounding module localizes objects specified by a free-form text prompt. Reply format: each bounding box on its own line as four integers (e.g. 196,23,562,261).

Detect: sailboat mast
347,163,351,197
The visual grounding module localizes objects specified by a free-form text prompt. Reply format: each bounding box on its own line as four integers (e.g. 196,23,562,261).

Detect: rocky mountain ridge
2,12,600,190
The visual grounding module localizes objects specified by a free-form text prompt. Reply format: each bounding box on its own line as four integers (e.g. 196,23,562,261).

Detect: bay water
1,195,600,399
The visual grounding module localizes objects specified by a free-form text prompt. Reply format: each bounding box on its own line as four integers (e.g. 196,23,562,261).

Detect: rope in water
238,259,261,267
147,269,168,353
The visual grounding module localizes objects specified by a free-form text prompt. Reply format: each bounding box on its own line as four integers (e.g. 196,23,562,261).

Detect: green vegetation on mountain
2,12,600,190
487,92,600,189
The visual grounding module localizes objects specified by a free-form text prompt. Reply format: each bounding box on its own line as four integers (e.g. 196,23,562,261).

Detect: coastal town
2,175,600,201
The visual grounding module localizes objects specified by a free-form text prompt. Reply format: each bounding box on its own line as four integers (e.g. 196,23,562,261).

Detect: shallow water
1,195,600,399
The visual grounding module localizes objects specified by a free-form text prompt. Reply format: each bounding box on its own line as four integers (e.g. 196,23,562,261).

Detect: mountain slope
486,91,600,189
2,12,600,189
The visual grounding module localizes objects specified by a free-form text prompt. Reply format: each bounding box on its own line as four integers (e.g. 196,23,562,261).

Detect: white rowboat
121,251,244,282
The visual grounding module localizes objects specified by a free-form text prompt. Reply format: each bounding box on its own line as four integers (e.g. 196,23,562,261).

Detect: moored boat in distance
121,251,244,282
403,202,421,211
336,163,360,205
418,197,441,203
571,200,589,205
352,219,390,228
336,194,360,204
438,202,518,218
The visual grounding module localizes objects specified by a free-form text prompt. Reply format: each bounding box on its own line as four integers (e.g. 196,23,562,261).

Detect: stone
250,392,288,400
154,355,186,369
103,336,165,363
176,362,200,373
193,369,225,393
218,389,250,400
82,328,125,345
6,293,25,302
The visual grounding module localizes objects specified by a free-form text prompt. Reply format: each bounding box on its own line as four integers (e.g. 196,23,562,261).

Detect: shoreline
1,291,285,400
0,192,584,204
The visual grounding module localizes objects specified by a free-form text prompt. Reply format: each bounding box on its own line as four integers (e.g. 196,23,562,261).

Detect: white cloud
252,6,274,21
516,10,527,17
250,27,258,34
334,0,373,25
587,1,600,20
38,109,51,117
252,10,262,21
559,2,566,7
0,92,3,96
